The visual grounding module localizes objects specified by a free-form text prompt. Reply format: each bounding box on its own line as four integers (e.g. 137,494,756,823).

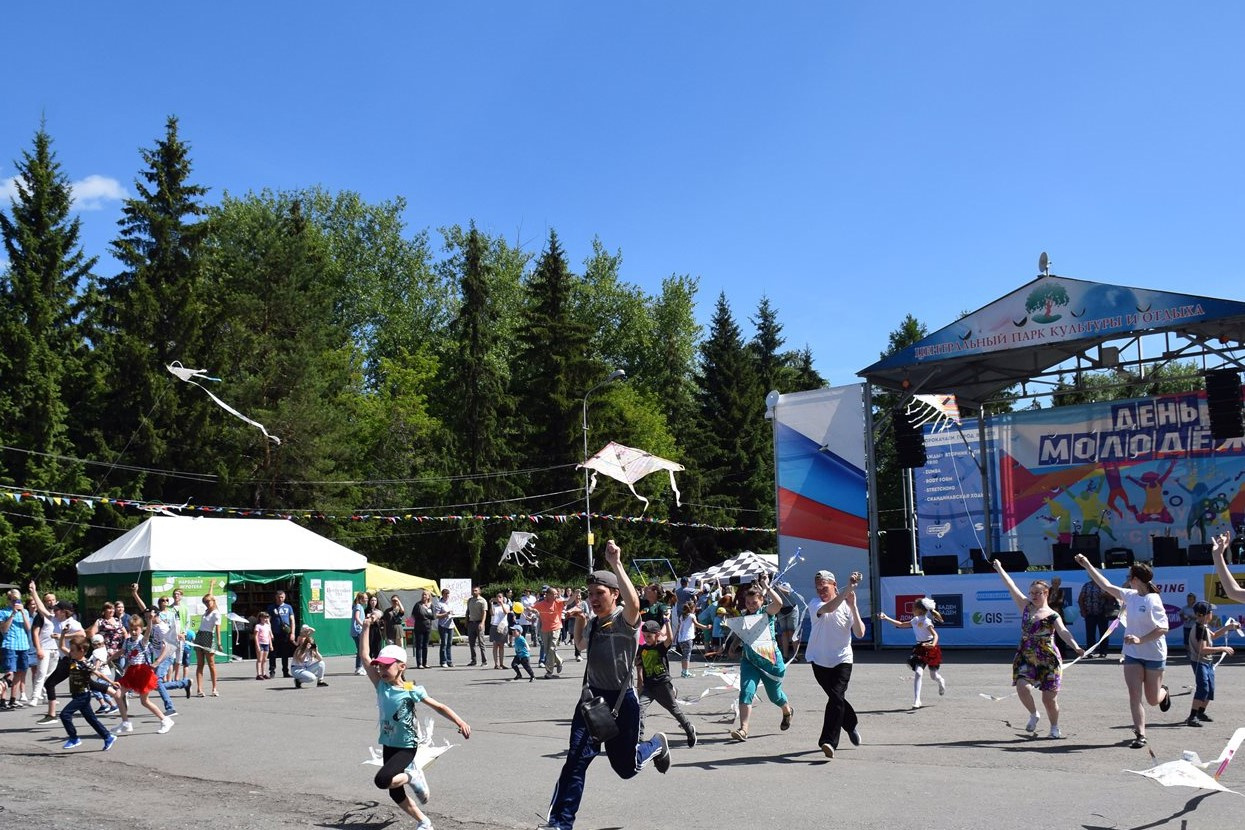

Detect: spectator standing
1077,578,1116,658
0,589,32,709
534,586,566,678
267,589,297,678
382,594,407,648
465,587,488,666
434,588,455,667
411,590,435,670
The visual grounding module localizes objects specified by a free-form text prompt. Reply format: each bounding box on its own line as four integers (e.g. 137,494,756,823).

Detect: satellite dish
1038,252,1049,276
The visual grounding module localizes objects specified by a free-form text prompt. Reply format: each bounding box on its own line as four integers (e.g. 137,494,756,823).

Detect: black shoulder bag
578,617,626,743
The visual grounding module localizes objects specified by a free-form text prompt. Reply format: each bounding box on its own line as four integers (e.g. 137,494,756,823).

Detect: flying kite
908,394,961,432
1126,727,1245,795
499,531,539,567
166,362,280,445
579,441,683,512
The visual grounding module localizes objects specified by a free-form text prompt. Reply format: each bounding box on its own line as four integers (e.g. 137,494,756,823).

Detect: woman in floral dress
991,558,1084,739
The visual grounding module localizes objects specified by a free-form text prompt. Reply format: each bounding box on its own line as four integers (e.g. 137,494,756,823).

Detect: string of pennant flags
0,486,775,533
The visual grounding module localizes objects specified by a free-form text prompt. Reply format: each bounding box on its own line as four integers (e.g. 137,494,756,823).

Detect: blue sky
5,3,1244,387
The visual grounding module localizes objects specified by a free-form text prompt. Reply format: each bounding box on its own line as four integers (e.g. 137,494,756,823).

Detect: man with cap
806,569,866,759
541,539,672,830
534,585,566,677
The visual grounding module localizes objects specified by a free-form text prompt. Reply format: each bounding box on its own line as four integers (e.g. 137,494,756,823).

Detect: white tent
687,551,778,586
77,515,366,574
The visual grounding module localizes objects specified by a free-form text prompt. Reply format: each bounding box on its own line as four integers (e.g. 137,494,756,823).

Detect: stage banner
772,385,871,632
879,566,1245,648
916,424,987,562
914,389,1245,568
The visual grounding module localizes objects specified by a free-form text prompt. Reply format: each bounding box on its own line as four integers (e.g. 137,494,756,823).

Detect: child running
112,614,174,736
59,636,118,751
509,624,535,681
359,614,471,830
728,573,794,741
636,620,697,747
878,597,947,708
1186,601,1236,727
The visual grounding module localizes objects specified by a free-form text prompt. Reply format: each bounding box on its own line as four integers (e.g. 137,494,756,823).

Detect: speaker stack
892,407,927,468
1205,369,1244,440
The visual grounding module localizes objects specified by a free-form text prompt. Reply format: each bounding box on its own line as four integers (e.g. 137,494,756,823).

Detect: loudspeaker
1052,542,1078,570
921,554,959,575
969,548,992,574
1187,543,1213,566
892,407,927,468
1152,536,1186,567
996,550,1029,572
1103,547,1135,568
880,531,913,576
1072,533,1100,558
1205,369,1244,439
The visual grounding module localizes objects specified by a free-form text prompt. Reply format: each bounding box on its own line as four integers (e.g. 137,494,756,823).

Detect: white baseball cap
371,644,407,666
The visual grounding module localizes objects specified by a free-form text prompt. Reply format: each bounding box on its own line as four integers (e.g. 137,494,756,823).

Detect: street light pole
582,369,626,573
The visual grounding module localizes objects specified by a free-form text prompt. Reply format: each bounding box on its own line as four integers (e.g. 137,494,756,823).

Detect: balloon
512,602,524,614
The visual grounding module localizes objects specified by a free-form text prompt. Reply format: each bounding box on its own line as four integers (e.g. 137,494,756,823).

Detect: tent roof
366,563,437,593
688,550,777,586
77,516,367,576
859,275,1245,406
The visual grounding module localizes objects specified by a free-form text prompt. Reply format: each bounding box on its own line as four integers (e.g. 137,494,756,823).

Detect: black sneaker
847,727,862,746
294,679,303,689
1159,685,1171,712
652,733,671,774
1197,711,1214,722
1186,716,1203,728
1129,733,1148,749
685,723,697,748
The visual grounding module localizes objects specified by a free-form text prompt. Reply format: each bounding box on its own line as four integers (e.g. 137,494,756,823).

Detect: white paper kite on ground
500,531,539,567
1126,727,1245,795
166,362,280,445
579,441,683,512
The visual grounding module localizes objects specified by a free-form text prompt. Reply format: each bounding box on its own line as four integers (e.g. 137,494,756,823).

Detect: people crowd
4,536,1245,830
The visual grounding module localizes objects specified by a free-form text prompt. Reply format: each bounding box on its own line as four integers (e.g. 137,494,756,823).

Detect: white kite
723,614,781,670
166,362,280,445
362,717,456,771
907,394,961,432
500,531,539,567
579,441,684,512
1126,728,1245,795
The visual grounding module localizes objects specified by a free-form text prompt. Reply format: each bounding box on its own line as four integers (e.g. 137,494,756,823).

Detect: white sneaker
354,668,366,676
405,762,430,804
1049,725,1063,739
111,720,134,735
1025,713,1040,733
414,818,433,830
911,700,922,709
157,718,174,734
937,677,946,696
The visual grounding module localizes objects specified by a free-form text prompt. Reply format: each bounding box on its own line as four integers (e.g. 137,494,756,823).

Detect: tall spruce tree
0,125,96,578
87,116,211,505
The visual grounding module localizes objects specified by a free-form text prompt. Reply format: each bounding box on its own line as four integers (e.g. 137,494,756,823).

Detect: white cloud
71,174,127,210
0,173,126,211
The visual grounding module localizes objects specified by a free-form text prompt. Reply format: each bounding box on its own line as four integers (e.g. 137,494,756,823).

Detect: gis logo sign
972,611,1005,625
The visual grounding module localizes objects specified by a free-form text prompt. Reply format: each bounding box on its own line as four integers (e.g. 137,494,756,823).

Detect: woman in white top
1075,555,1171,748
877,597,946,708
806,569,865,759
193,580,222,697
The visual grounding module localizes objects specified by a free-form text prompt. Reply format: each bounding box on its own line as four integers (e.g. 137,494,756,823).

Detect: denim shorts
1,647,30,673
1123,655,1165,671
1192,661,1215,701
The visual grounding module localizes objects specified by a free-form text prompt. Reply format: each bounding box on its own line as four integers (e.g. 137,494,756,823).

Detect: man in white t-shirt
805,569,865,759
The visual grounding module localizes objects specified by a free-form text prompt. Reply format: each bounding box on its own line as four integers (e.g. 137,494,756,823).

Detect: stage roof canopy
858,275,1245,407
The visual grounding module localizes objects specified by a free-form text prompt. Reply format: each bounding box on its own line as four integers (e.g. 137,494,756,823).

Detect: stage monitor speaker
1205,369,1244,439
969,548,992,573
1188,543,1213,566
921,554,959,575
1103,547,1135,568
892,407,927,468
880,530,913,576
1052,543,1078,570
995,550,1029,572
1152,536,1186,567
1072,534,1101,558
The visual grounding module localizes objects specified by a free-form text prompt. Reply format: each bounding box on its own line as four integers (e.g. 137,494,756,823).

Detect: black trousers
812,661,858,749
